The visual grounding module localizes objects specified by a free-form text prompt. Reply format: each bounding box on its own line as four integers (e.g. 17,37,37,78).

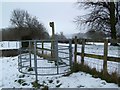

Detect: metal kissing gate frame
18,40,72,81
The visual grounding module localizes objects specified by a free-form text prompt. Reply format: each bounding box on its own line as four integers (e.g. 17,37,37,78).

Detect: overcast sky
1,0,87,35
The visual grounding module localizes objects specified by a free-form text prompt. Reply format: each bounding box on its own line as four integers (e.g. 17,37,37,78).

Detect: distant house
84,30,107,40
72,30,107,40
54,32,67,41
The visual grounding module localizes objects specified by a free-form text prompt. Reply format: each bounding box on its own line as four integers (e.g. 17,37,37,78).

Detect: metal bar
58,48,69,50
42,41,44,55
37,47,53,51
55,39,59,74
37,65,70,68
29,41,32,67
69,39,73,68
58,51,69,54
58,45,69,47
19,42,22,67
34,41,38,81
74,36,77,63
59,57,69,60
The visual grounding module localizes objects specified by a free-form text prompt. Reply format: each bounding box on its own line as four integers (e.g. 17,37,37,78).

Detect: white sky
1,0,87,35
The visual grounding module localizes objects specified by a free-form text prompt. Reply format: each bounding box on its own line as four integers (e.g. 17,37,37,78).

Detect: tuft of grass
70,62,81,73
42,54,51,59
36,51,51,60
41,85,49,90
31,80,42,89
31,80,49,89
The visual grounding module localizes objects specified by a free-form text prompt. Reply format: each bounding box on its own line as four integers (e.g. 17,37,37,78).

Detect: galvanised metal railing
18,39,73,81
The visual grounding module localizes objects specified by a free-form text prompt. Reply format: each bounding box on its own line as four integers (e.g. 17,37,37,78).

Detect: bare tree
10,9,27,27
75,0,120,43
10,9,48,39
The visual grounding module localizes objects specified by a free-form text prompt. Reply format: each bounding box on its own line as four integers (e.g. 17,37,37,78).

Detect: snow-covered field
0,41,119,88
0,56,118,89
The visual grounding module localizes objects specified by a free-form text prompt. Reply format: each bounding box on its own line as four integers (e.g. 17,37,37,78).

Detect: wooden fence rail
74,36,120,74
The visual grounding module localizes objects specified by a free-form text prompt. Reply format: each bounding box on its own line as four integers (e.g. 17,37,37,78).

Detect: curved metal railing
18,40,72,79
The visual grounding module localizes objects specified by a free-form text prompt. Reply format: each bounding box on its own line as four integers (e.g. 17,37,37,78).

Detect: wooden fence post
81,39,85,65
74,36,77,63
103,39,108,74
49,22,55,58
42,41,44,55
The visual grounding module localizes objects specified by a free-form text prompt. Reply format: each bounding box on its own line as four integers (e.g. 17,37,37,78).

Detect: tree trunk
109,2,116,39
109,1,118,46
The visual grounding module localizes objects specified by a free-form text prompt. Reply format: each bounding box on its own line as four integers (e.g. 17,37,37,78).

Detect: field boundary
74,36,120,74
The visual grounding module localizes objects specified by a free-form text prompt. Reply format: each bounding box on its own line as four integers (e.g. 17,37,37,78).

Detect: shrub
70,62,81,73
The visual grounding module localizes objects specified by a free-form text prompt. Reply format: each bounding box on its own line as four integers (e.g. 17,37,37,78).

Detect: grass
39,53,52,59
31,80,42,89
41,86,49,90
31,80,49,89
70,62,120,86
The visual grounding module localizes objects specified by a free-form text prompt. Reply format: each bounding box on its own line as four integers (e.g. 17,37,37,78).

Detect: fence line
74,36,120,74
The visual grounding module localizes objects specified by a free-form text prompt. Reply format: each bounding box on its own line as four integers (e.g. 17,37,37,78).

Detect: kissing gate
18,39,73,81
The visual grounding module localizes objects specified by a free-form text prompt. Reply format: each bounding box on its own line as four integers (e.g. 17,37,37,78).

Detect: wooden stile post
103,39,108,74
81,39,85,65
74,36,77,63
49,22,55,58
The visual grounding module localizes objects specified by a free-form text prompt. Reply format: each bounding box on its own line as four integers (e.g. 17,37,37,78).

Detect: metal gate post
55,38,59,74
34,40,38,81
29,41,32,67
18,41,22,71
69,39,73,68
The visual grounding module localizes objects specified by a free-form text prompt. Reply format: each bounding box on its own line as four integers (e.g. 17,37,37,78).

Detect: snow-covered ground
0,56,118,89
0,41,119,88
